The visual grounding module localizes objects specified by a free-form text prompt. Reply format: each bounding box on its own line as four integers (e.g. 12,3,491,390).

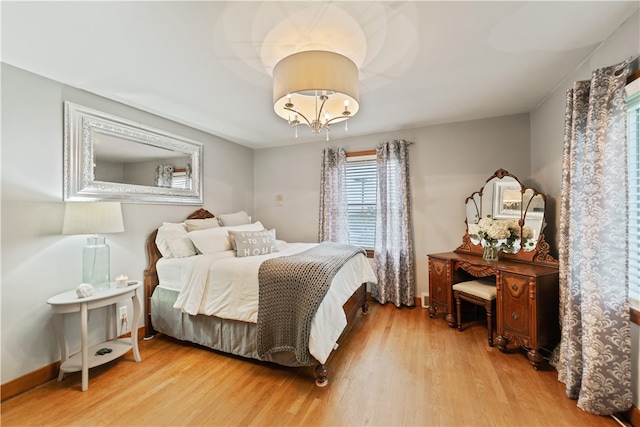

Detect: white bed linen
156,242,376,363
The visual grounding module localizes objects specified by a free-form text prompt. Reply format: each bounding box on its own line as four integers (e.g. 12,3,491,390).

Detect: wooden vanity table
428,169,560,369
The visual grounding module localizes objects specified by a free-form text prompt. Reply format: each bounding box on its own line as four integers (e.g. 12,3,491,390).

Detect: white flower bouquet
468,216,534,254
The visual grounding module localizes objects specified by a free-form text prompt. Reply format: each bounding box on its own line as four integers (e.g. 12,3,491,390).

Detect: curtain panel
550,61,632,415
372,140,415,307
318,147,350,244
155,164,174,188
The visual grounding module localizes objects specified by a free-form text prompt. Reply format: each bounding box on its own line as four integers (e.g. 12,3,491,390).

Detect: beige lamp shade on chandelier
273,50,360,139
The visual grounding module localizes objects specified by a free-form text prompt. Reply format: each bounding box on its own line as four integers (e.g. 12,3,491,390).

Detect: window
346,153,377,249
171,168,191,189
627,73,640,312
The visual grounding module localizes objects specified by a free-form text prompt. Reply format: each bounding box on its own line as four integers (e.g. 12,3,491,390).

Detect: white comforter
157,242,377,363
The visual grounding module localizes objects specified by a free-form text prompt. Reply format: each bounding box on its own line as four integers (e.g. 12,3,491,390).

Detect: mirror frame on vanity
64,102,204,205
427,169,559,369
455,168,558,266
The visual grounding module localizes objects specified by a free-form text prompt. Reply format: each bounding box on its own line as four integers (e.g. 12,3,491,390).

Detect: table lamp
62,202,124,291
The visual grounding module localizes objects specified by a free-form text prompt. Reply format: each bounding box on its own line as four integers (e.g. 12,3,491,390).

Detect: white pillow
155,227,174,258
217,210,251,226
188,227,233,254
161,222,197,258
229,221,264,232
184,217,220,231
189,221,264,254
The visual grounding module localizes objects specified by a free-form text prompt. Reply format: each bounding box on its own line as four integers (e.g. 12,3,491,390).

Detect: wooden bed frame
143,208,369,386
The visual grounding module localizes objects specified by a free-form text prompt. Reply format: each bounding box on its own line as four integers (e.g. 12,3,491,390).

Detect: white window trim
626,75,640,312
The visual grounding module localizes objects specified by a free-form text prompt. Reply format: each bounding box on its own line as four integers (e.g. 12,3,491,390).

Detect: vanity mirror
64,102,203,205
456,169,556,265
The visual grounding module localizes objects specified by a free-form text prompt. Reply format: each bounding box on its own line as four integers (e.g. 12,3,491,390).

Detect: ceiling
2,1,638,150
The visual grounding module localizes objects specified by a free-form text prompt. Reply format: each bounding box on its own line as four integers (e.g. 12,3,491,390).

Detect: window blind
171,172,190,189
628,88,640,310
346,158,377,248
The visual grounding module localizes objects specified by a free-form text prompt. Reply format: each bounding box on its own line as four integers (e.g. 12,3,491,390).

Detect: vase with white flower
468,215,528,261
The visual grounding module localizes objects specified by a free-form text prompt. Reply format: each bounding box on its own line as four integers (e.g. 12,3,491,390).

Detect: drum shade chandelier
273,50,360,140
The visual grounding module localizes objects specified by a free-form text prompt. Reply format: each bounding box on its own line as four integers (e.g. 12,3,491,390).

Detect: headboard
143,208,215,338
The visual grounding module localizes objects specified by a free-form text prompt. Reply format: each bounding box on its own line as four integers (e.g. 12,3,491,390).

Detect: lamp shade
273,50,359,134
62,202,124,235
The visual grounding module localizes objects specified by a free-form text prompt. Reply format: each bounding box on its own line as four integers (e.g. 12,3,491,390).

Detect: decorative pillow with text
230,229,278,258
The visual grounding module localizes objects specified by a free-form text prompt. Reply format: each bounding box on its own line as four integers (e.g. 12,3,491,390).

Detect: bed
143,209,376,386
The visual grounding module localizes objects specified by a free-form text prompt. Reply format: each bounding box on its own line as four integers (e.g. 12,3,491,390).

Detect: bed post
313,282,369,386
315,364,328,387
144,229,161,339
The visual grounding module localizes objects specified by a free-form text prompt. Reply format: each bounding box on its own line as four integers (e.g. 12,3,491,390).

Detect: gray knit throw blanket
257,242,365,365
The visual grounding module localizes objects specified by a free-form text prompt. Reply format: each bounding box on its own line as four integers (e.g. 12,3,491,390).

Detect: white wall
530,11,640,406
254,114,531,299
1,63,254,384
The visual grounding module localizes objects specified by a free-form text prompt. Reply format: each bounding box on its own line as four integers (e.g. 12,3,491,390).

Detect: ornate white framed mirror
63,102,203,205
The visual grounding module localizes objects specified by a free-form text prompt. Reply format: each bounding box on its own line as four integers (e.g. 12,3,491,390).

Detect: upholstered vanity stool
452,279,497,346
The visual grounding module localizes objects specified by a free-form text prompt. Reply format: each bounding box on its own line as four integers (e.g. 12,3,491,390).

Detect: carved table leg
527,349,543,370
485,300,494,347
315,364,328,387
428,306,437,318
445,313,457,328
455,296,462,331
495,335,508,353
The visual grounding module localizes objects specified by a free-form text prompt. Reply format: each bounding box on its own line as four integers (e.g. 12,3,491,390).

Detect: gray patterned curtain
373,140,415,307
549,61,632,415
318,147,350,244
155,164,174,188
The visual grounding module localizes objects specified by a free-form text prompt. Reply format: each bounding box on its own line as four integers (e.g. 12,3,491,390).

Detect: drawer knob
512,311,519,320
511,283,518,291
436,286,442,293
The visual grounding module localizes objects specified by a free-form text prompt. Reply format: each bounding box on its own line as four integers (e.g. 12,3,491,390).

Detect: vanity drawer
428,257,452,317
430,259,448,304
499,272,531,339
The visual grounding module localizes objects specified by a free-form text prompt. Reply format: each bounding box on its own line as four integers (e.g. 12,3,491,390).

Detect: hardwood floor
1,303,620,426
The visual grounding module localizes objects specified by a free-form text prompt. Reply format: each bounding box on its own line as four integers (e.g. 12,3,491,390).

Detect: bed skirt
150,286,316,367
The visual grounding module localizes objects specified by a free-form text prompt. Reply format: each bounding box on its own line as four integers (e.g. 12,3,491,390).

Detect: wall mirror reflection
64,102,203,205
